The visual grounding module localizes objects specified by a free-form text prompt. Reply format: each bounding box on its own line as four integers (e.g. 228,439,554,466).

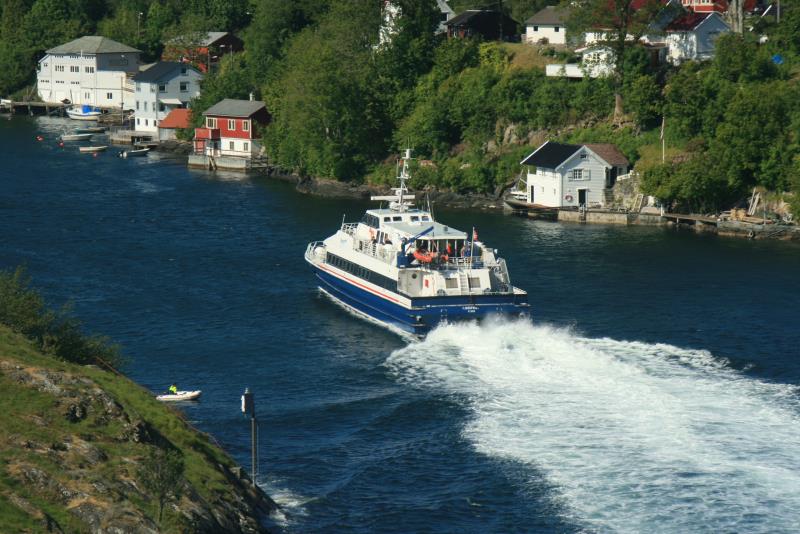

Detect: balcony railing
194,127,220,140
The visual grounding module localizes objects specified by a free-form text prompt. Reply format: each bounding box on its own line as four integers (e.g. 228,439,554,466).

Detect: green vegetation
0,267,122,368
2,1,800,215
138,448,185,524
0,271,271,531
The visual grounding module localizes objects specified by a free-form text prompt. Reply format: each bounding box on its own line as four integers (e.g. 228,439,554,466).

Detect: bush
0,267,123,368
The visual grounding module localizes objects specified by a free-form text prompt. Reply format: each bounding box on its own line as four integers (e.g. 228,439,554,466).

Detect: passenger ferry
305,149,529,336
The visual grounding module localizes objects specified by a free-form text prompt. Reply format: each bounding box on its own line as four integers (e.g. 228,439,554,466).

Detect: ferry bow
305,149,529,336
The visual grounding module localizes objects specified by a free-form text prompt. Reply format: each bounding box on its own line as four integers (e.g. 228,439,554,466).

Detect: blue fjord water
2,116,800,533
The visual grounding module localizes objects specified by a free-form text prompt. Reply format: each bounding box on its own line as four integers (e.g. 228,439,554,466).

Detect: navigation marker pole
241,388,257,486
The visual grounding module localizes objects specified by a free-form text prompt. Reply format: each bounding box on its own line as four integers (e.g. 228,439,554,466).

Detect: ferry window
422,216,430,221
410,216,419,222
446,279,458,289
361,214,380,228
383,217,391,222
469,277,481,288
393,216,402,221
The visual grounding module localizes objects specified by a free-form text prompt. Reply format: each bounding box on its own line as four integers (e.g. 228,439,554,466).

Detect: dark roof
526,6,570,25
168,32,240,47
133,61,198,83
521,141,581,168
47,36,139,55
203,98,266,118
446,9,517,26
666,12,710,31
585,144,629,166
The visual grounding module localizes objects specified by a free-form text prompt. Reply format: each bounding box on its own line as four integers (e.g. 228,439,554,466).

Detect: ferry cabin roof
362,209,467,240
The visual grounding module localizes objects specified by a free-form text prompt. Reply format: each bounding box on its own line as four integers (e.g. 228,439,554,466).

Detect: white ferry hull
312,264,528,336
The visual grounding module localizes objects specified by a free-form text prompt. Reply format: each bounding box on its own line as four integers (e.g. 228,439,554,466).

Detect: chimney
249,92,254,101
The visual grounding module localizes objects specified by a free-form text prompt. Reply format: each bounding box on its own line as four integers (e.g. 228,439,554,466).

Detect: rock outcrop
0,333,277,533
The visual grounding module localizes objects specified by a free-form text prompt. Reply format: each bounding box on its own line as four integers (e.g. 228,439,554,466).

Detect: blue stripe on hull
314,267,529,335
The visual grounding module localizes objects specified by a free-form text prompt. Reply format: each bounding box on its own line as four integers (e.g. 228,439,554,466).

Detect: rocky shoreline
0,326,278,533
155,145,799,240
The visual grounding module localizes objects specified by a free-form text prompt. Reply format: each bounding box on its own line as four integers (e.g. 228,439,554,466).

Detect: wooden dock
0,101,66,116
662,213,719,225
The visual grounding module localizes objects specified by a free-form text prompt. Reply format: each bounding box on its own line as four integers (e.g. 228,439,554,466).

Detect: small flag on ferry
472,228,478,241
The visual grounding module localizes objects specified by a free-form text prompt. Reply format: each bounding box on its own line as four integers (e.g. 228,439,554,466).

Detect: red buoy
35,135,44,141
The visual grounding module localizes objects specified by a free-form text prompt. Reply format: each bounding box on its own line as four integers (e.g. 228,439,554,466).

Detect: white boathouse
36,36,140,109
520,141,629,208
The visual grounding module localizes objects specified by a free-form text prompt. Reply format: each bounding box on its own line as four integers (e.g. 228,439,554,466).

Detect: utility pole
137,12,143,40
241,388,257,486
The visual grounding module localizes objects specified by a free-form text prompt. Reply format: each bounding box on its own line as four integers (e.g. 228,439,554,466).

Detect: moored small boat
66,105,102,121
118,148,150,158
60,133,93,141
156,390,202,402
79,145,108,153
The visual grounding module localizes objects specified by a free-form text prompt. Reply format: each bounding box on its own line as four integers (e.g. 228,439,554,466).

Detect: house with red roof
158,108,191,141
679,0,759,13
665,12,730,64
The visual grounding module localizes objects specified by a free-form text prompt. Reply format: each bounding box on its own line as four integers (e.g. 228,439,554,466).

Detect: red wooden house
194,98,270,159
162,32,244,73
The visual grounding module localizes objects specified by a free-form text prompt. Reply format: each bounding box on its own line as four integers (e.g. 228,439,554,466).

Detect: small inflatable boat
156,390,202,402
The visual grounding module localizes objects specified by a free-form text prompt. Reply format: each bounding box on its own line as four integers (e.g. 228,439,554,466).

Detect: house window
207,117,217,128
145,119,148,126
180,67,187,74
533,25,538,31
554,26,560,32
144,102,148,111
150,85,155,93
158,83,166,92
136,118,140,125
70,66,79,73
55,65,64,72
136,83,141,92
84,92,90,100
243,142,249,152
580,154,587,159
242,120,249,132
159,102,166,112
179,82,188,92
136,101,140,110
107,92,113,99
228,119,235,130
229,141,235,150
571,169,590,181
85,66,94,73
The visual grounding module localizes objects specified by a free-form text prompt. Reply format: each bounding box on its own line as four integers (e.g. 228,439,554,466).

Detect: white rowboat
61,133,93,141
156,390,202,402
79,145,108,153
119,148,150,158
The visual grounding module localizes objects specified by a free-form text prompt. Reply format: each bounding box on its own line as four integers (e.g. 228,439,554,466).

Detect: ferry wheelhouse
305,150,529,336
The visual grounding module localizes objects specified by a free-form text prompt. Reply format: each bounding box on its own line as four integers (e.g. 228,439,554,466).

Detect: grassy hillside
0,325,275,533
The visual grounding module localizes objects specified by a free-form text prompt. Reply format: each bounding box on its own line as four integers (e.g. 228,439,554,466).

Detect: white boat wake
385,319,800,533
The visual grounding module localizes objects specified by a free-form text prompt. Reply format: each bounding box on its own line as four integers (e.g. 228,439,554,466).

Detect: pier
0,101,66,117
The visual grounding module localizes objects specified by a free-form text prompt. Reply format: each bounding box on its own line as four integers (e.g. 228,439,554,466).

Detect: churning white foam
385,319,800,533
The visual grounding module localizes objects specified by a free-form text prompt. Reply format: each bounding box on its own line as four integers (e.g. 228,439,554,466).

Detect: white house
525,6,570,45
520,141,630,208
132,61,202,133
36,36,140,109
380,0,454,46
545,45,616,78
665,12,730,64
